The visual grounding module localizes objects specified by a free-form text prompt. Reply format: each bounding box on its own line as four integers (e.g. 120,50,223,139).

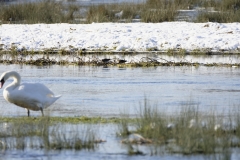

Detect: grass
86,5,115,23
196,0,240,22
0,0,79,24
1,98,240,156
0,116,99,150
118,98,240,155
141,0,178,22
0,116,129,124
197,10,240,23
0,115,133,151
0,0,240,24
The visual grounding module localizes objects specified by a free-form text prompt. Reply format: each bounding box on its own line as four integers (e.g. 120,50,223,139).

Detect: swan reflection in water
0,71,61,117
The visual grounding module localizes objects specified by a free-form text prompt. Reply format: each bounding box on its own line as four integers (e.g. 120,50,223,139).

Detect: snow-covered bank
0,22,240,53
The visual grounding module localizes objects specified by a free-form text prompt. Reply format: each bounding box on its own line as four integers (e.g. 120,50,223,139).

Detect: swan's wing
8,83,59,110
8,90,43,111
20,83,55,96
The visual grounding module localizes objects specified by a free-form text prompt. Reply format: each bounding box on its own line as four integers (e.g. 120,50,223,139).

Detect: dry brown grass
0,0,240,23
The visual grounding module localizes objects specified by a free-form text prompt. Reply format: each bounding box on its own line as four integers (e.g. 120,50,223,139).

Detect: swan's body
0,71,61,116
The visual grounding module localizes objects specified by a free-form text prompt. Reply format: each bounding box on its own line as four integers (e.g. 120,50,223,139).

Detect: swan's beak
0,79,4,89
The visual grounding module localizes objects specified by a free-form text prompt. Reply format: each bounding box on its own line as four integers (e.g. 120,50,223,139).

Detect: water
1,123,240,159
0,64,240,117
0,64,240,159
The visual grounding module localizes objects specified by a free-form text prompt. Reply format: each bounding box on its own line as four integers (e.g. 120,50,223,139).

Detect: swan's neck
5,71,21,90
11,75,21,86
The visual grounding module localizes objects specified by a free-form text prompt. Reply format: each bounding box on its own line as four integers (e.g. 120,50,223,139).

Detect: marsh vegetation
0,64,239,158
0,0,240,24
118,99,240,156
0,0,240,158
0,51,239,67
1,99,240,157
0,117,99,151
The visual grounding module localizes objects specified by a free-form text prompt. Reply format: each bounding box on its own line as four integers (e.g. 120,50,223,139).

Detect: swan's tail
47,94,61,99
54,95,62,99
45,95,61,108
51,95,61,102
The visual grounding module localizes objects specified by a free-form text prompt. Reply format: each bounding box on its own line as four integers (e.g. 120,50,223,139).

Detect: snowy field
0,22,240,53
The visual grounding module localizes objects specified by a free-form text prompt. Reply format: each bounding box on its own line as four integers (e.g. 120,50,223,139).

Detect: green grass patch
0,116,134,124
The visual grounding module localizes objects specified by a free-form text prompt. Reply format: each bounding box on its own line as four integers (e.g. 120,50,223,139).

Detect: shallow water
1,123,240,160
0,64,240,117
1,64,240,159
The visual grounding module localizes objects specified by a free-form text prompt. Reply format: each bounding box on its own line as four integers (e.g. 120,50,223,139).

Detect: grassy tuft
0,116,98,150
118,98,240,155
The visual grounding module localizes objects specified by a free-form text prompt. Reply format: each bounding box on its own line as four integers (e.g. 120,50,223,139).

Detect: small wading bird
0,71,61,117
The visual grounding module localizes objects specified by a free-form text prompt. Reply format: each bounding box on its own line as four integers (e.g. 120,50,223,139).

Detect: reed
197,10,240,23
86,5,114,23
197,0,240,22
0,0,240,23
86,3,142,23
0,0,79,23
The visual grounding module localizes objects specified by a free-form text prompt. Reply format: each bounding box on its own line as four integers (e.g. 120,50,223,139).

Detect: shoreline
0,51,239,66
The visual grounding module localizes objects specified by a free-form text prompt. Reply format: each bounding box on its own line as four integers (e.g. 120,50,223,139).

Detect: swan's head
0,78,4,89
0,72,7,89
0,71,21,89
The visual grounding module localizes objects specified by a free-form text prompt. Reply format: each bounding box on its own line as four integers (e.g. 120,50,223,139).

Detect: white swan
0,71,61,116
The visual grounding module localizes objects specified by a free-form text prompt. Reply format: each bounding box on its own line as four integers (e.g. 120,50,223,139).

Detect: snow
0,22,240,53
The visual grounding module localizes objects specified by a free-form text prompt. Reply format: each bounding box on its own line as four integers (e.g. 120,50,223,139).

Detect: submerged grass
0,116,103,150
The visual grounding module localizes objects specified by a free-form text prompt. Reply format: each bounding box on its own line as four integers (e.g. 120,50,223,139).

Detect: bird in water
102,58,111,63
0,71,61,117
